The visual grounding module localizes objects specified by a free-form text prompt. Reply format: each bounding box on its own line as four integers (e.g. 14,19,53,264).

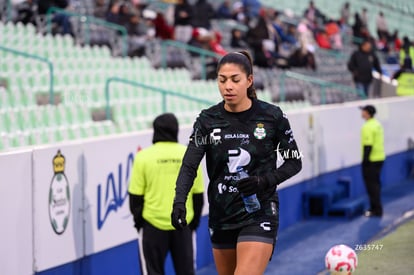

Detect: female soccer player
171,51,302,275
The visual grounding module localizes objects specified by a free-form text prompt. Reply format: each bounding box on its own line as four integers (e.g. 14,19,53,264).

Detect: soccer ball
325,244,358,275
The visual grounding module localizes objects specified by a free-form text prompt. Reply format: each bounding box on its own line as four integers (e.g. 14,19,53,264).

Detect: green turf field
353,217,414,274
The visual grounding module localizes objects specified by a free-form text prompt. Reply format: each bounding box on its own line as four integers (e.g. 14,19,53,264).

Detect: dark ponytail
217,50,257,99
238,50,257,99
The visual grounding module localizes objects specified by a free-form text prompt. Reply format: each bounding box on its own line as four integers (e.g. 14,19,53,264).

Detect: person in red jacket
316,31,331,49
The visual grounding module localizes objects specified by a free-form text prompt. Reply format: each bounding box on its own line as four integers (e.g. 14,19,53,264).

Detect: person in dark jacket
38,0,73,35
352,12,364,43
15,0,36,25
347,39,382,97
392,57,414,80
246,15,275,68
174,0,193,42
191,0,215,30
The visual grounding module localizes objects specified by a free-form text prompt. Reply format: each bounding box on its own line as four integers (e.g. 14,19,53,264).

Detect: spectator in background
188,27,224,55
392,58,414,96
316,30,331,49
303,1,324,30
297,19,317,55
106,1,121,24
188,27,210,50
393,57,414,80
271,10,296,45
285,24,298,46
392,30,402,51
359,28,375,48
399,36,414,67
111,3,149,38
361,7,368,27
216,0,232,19
153,10,174,40
14,0,36,25
246,11,276,68
376,11,389,41
242,0,261,19
128,113,204,275
209,31,228,56
288,44,317,70
126,10,153,57
89,0,113,49
174,0,193,43
347,39,382,97
38,0,73,35
232,1,247,25
118,3,134,31
383,33,400,64
93,0,107,19
352,12,364,43
325,19,342,50
192,0,215,30
375,34,389,53
130,0,144,16
230,28,249,49
340,2,350,25
384,47,399,65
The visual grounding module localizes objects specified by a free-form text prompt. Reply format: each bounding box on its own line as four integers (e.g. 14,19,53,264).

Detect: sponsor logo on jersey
217,182,239,194
210,128,222,143
260,221,271,231
254,123,266,139
285,128,295,144
227,147,251,173
224,133,250,139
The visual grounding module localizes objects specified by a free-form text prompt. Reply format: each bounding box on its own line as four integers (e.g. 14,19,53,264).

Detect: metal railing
3,0,13,22
278,71,366,104
46,7,128,56
160,40,222,80
104,77,215,120
0,45,55,104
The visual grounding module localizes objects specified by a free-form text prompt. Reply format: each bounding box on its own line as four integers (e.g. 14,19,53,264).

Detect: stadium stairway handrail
278,70,366,104
4,0,13,22
46,7,128,57
160,39,223,80
104,76,216,120
213,19,249,33
0,44,55,104
316,47,349,60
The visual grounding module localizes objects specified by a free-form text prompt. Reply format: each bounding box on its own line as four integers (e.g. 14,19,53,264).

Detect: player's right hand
171,202,187,230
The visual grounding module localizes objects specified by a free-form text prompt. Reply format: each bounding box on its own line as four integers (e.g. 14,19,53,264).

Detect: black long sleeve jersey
175,99,302,230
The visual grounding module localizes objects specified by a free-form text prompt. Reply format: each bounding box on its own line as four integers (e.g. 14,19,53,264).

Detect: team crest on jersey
254,123,266,139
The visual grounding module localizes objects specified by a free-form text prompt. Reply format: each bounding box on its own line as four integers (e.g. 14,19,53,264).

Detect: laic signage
49,150,71,235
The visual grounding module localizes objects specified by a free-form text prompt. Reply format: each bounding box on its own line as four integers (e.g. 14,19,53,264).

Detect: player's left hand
237,176,267,196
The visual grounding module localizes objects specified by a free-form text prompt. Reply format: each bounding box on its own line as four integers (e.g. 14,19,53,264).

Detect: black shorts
210,218,279,250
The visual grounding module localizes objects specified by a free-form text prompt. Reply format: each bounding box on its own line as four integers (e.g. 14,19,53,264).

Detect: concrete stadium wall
0,96,413,275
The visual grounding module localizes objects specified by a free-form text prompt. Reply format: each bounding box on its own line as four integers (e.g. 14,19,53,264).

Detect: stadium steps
327,197,366,218
303,177,367,219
